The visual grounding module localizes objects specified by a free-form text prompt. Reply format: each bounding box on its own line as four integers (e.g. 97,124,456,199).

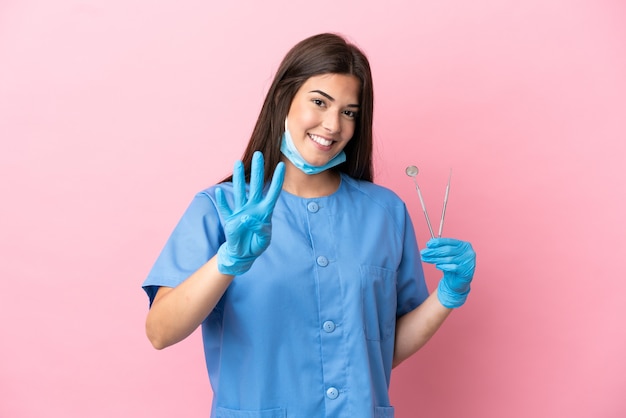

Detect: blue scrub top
143,173,429,418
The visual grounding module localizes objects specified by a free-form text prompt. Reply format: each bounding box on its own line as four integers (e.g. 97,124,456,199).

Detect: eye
343,110,358,119
312,98,326,107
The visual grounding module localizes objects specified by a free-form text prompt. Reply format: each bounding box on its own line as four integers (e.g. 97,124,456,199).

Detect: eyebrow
309,90,360,108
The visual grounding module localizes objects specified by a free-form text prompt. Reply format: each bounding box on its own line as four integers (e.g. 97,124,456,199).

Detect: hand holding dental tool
215,151,285,275
405,165,475,307
420,238,476,308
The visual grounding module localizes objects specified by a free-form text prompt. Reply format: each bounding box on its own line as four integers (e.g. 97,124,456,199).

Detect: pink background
1,0,625,417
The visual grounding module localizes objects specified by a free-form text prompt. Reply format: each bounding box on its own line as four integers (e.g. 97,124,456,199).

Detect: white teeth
309,134,332,146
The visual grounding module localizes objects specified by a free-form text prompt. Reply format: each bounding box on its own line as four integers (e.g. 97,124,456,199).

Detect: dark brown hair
224,33,374,183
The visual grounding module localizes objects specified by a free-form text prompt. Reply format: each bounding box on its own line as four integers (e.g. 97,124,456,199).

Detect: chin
305,158,331,167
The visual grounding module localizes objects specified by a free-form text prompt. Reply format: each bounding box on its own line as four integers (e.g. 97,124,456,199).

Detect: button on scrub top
143,173,429,418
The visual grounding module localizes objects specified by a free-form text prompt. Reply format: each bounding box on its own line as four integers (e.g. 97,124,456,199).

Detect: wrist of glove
217,242,258,275
436,273,471,309
420,237,476,309
215,151,285,276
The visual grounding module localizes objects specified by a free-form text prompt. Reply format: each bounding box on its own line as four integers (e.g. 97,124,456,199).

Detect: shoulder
175,182,235,221
342,175,411,240
340,174,410,234
196,181,232,196
194,182,233,203
340,174,406,208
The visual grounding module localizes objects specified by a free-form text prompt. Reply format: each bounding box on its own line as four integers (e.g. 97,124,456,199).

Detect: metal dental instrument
406,165,452,238
405,165,435,238
437,169,452,238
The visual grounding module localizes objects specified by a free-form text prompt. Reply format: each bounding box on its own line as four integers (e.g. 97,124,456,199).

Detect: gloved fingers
248,151,264,203
421,248,474,263
250,225,272,254
421,246,470,262
215,187,233,219
217,153,283,275
421,253,462,266
433,262,469,275
232,159,247,209
426,237,466,248
261,161,285,215
422,238,474,258
238,214,264,232
433,256,475,277
427,254,475,272
224,216,270,255
435,263,459,273
223,215,261,245
421,238,476,278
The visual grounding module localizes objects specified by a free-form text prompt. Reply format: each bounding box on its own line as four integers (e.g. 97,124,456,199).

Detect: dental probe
437,169,451,237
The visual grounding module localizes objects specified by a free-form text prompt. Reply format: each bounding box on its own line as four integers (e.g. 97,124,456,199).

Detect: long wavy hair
223,33,374,184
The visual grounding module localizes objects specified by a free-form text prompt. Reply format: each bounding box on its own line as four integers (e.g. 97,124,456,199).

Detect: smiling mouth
308,133,334,147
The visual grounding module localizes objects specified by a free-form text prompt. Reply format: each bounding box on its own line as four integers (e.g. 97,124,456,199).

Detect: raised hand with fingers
215,151,285,275
420,237,476,308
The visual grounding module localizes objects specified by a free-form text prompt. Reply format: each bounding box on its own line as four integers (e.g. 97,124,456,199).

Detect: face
285,73,361,167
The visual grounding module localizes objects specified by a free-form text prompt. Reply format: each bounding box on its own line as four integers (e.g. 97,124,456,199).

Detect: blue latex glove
420,237,476,308
215,151,285,275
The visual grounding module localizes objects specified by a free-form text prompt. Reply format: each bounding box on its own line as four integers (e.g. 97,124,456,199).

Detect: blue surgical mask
280,127,346,175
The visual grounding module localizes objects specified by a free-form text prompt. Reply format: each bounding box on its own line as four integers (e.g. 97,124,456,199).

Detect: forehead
299,73,361,102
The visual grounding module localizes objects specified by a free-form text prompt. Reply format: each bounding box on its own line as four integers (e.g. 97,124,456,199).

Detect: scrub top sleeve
396,205,430,317
142,190,225,305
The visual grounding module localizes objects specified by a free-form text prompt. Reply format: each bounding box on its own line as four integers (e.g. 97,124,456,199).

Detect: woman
143,33,476,418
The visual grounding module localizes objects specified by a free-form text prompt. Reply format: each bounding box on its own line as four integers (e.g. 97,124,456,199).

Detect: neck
281,157,341,198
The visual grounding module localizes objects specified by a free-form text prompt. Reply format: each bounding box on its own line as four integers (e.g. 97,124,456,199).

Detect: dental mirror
405,165,419,177
405,165,435,238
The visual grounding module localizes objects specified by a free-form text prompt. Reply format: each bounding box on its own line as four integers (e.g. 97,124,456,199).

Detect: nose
322,112,341,134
